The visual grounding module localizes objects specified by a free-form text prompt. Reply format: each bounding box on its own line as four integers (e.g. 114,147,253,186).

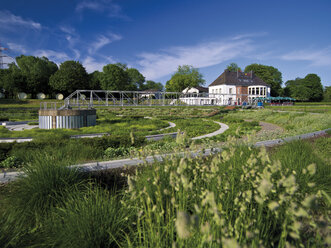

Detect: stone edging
1,127,330,183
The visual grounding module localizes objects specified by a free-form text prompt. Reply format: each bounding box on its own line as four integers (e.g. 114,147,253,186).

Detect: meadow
0,100,330,247
0,135,330,247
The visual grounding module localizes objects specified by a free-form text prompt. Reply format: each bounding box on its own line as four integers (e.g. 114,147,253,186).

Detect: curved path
192,121,229,140
1,127,330,183
146,121,229,141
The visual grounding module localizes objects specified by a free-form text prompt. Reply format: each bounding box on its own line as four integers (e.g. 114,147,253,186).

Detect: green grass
225,109,331,141
0,135,330,247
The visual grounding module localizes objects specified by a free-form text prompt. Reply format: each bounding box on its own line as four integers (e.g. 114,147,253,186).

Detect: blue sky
1,0,331,87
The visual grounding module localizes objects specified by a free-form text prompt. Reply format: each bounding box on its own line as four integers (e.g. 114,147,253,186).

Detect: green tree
304,74,323,101
165,65,205,92
284,74,323,101
49,61,88,95
226,62,241,72
126,68,145,90
99,64,131,91
244,64,282,96
323,86,331,102
0,64,27,98
16,55,58,95
141,80,164,91
88,71,102,90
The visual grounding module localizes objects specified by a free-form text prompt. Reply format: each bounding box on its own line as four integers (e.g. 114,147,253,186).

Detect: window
249,88,251,94
229,88,232,94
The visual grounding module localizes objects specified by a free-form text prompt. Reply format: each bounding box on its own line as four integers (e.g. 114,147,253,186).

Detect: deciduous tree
99,64,130,91
16,55,58,95
226,62,241,72
140,80,163,91
284,74,323,101
244,64,282,96
165,65,205,92
49,61,88,95
126,68,145,90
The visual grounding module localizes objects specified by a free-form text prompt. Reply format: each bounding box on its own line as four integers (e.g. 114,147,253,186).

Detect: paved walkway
192,121,229,140
1,128,330,183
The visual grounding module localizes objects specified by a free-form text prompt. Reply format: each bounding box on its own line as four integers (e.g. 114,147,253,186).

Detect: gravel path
258,121,283,134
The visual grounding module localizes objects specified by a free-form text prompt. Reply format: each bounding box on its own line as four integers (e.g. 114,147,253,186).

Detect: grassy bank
0,135,330,247
225,109,331,141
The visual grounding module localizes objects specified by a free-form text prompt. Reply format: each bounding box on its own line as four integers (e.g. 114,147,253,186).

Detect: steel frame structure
58,90,251,109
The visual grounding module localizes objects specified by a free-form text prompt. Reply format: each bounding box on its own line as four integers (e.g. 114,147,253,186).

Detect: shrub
0,156,24,169
104,146,134,159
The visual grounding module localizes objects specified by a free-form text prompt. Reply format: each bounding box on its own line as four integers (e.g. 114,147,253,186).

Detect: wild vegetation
0,103,330,247
0,135,330,247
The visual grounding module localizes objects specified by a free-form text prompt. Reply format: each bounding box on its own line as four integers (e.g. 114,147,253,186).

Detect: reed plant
124,138,330,247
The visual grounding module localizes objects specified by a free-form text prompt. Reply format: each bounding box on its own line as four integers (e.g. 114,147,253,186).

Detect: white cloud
232,32,268,41
60,26,76,35
280,46,331,66
0,10,41,30
88,33,122,54
75,0,124,18
33,49,69,62
82,56,116,73
7,42,27,54
137,37,255,80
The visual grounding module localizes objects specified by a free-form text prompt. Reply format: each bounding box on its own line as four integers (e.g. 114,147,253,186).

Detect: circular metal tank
38,109,96,129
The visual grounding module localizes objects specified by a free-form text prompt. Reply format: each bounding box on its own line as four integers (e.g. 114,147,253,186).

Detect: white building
180,70,271,106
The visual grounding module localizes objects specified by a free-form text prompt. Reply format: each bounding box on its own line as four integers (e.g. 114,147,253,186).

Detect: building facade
180,70,270,106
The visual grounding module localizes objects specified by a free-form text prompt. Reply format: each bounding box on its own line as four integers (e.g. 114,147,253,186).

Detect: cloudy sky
1,0,331,86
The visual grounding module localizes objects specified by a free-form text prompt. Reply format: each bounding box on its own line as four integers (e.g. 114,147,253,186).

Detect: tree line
165,63,329,102
0,55,329,101
0,55,163,98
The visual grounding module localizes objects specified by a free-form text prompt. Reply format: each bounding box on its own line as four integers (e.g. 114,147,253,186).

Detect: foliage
104,146,134,159
43,187,130,248
140,80,164,91
323,86,331,102
49,60,89,95
0,64,27,98
100,64,133,91
127,68,145,90
225,109,331,140
0,155,24,169
0,155,88,247
245,63,282,96
226,62,242,72
165,65,205,92
125,141,330,247
284,74,324,101
88,71,102,90
16,55,58,95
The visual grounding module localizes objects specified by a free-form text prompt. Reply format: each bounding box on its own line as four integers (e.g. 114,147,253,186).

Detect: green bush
0,156,24,169
104,146,134,159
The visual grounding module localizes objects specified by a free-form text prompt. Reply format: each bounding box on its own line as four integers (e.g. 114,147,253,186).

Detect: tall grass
0,136,330,247
0,154,88,247
41,187,131,248
124,140,330,247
